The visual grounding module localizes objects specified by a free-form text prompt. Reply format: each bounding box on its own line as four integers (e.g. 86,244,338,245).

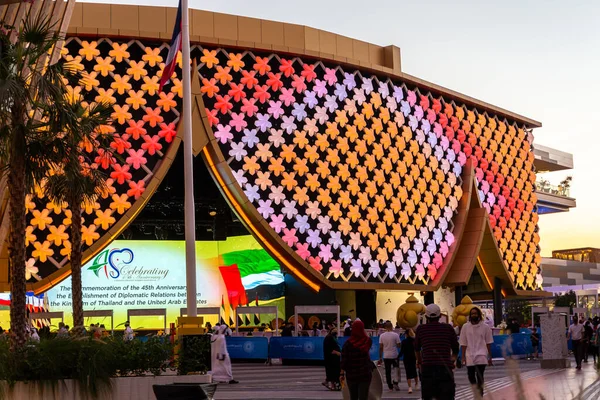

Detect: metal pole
493,277,503,327
181,0,197,317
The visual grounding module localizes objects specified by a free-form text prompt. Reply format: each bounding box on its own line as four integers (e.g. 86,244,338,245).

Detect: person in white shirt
30,328,40,343
459,307,493,398
568,317,585,369
123,321,134,342
378,321,401,392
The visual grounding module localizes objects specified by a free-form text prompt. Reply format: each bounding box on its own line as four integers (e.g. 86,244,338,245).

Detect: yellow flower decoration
111,74,132,95
94,209,116,231
126,90,147,110
95,88,116,105
157,92,177,112
31,209,53,230
227,53,245,71
32,241,54,262
111,104,132,125
25,226,37,246
63,209,72,226
109,42,130,62
48,225,69,246
79,71,99,91
142,47,163,67
81,225,100,246
110,194,131,214
201,49,219,68
142,76,160,96
60,241,72,259
127,60,148,81
79,41,100,61
94,56,115,76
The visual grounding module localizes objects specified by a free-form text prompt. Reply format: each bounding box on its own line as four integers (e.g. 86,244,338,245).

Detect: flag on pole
254,293,260,325
158,0,183,92
220,295,226,324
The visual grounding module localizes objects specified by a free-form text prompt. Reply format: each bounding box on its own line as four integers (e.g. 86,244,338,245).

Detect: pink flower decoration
295,242,311,260
240,98,258,117
308,256,322,272
278,87,295,106
214,124,233,144
324,68,337,86
229,112,248,132
329,259,343,278
445,231,455,247
110,164,132,185
282,228,298,246
291,75,307,93
126,149,147,170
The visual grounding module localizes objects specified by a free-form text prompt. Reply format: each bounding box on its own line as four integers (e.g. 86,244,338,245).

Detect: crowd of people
567,316,600,369
318,303,495,400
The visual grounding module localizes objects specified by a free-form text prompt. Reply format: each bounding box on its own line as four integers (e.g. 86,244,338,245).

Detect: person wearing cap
415,303,459,400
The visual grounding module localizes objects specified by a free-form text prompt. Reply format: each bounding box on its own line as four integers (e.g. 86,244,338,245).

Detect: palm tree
0,14,100,347
44,102,112,335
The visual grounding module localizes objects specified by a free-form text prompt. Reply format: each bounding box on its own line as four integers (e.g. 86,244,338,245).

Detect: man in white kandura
460,307,494,398
211,325,238,384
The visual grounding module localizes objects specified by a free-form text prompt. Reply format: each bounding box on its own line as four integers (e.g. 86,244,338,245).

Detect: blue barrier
268,336,381,361
226,336,269,360
489,334,532,358
269,336,325,360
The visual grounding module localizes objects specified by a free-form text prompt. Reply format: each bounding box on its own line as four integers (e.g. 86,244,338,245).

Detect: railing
535,180,570,197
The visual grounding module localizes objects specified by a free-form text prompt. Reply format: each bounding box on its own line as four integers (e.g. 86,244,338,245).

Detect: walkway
214,359,556,399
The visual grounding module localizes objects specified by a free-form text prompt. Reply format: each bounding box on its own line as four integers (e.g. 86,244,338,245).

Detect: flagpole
181,0,197,318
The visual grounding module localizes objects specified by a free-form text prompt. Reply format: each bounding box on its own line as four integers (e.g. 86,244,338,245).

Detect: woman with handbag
341,320,373,400
210,325,238,384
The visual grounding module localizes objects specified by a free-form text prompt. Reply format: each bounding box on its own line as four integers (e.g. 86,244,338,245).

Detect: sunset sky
90,0,599,256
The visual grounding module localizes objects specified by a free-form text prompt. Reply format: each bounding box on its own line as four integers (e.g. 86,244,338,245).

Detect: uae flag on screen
219,249,285,326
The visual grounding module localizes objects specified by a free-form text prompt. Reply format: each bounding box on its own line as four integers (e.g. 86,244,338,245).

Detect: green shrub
0,335,174,399
177,335,211,375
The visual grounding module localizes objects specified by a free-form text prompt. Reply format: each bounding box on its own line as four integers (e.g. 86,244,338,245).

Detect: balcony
535,180,570,197
535,177,576,214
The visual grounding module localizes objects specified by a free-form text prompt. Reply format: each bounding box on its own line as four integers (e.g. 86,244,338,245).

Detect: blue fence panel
226,336,269,360
488,334,533,358
269,336,325,360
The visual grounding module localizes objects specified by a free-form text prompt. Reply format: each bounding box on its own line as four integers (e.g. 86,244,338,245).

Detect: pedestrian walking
211,325,238,384
322,328,342,391
400,328,419,394
459,307,494,398
341,320,373,400
530,323,540,360
567,316,584,369
378,321,401,392
583,320,594,362
415,303,459,400
592,321,600,364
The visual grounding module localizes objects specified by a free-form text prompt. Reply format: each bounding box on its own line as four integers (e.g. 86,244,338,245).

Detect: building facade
0,3,577,317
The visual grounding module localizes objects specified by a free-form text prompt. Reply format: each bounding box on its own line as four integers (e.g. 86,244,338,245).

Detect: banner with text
43,236,285,329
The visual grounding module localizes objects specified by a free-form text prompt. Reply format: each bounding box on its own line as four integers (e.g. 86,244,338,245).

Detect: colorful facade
0,3,552,297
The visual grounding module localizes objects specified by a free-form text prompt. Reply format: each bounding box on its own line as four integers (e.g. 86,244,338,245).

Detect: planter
2,374,213,400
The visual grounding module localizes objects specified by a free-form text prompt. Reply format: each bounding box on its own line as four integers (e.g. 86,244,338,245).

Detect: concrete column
493,277,503,326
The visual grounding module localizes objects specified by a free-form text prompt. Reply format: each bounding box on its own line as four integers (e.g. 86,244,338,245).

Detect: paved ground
213,358,573,399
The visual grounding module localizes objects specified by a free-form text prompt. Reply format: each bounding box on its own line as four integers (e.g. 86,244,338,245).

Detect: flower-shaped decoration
23,38,182,284
197,48,540,290
21,38,541,292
